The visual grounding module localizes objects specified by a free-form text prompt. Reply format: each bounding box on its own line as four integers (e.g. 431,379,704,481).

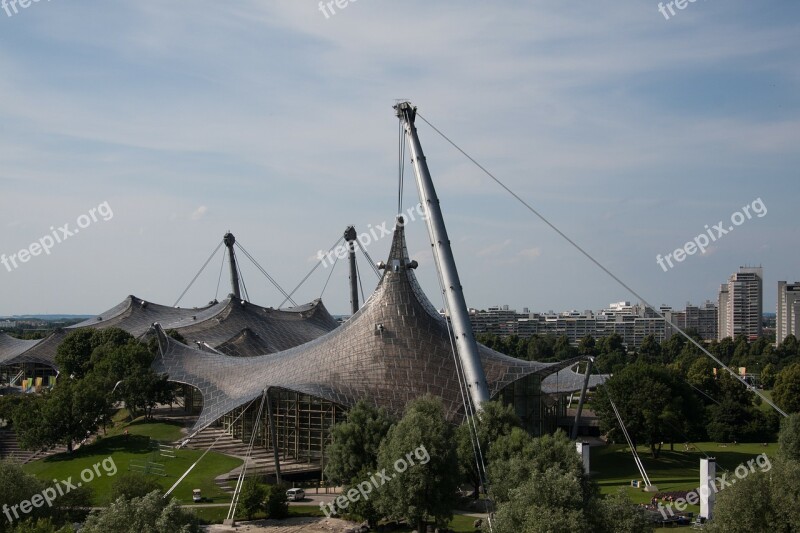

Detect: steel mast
223,232,242,300
345,226,360,315
394,101,490,410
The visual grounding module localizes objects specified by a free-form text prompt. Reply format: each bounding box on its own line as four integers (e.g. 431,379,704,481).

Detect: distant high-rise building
718,285,729,341
666,301,718,341
777,281,800,345
718,267,763,340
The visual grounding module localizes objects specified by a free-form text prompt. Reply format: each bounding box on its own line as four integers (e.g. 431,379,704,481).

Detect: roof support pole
571,358,594,440
266,388,282,485
345,226,359,315
223,232,242,300
394,101,490,411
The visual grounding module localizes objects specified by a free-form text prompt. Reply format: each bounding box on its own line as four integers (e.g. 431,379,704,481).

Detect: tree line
323,397,654,533
0,328,181,453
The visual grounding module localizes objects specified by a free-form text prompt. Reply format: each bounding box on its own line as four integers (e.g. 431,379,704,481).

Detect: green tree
593,364,703,457
637,334,662,365
456,401,521,497
705,415,800,531
705,468,774,532
577,336,597,357
685,357,719,403
9,518,73,533
760,362,777,389
238,478,266,520
526,335,555,362
0,461,90,533
324,399,394,485
488,429,592,504
773,363,800,413
110,472,164,502
490,467,591,532
778,335,800,360
265,484,289,519
661,335,686,365
594,333,628,374
594,488,654,533
54,329,96,379
9,395,51,451
711,337,736,365
778,413,800,461
14,378,111,452
81,490,199,533
376,395,459,532
554,335,578,360
0,461,47,533
487,431,653,533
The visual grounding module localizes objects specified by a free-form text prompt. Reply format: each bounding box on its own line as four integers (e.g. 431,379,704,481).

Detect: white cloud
191,206,208,221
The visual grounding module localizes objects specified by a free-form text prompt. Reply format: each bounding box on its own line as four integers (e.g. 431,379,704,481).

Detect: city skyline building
777,281,800,344
719,267,763,341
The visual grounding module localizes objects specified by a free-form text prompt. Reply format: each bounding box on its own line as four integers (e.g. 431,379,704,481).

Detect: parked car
286,487,305,501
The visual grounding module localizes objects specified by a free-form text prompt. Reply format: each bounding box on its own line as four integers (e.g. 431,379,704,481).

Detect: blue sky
0,1,798,317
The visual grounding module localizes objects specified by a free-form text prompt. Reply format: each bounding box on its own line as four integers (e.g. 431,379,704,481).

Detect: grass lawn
592,441,777,523
23,425,242,506
101,411,185,443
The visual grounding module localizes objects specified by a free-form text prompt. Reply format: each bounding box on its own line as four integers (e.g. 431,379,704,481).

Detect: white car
286,488,305,501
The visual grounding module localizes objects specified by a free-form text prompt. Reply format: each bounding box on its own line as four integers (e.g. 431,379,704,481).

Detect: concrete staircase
0,428,66,464
178,426,321,491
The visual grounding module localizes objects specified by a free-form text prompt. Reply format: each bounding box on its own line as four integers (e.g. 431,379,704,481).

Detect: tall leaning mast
394,101,490,411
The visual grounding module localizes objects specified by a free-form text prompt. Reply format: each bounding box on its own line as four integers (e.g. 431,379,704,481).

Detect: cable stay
173,241,224,307
413,111,787,419
278,235,345,308
355,240,382,279
215,248,227,301
355,253,366,305
608,397,655,490
164,397,260,499
227,389,269,522
235,254,251,302
319,252,340,299
234,241,297,307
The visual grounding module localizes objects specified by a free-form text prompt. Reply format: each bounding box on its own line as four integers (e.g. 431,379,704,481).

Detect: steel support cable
320,253,339,298
356,255,366,306
215,248,227,301
415,112,788,419
234,242,297,307
609,397,653,487
227,389,268,522
173,241,224,307
279,235,345,308
236,257,250,302
164,398,259,498
356,241,382,279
